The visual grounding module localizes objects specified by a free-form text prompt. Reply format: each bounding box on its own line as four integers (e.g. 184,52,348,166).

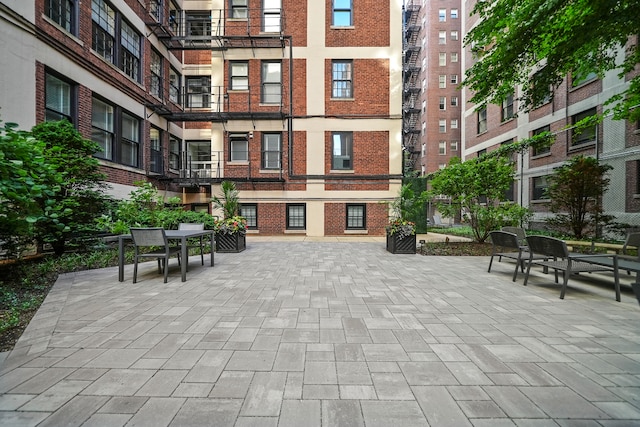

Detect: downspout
287,35,294,178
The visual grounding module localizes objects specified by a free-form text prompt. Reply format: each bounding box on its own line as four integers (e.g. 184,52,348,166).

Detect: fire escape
402,2,422,175
144,6,292,185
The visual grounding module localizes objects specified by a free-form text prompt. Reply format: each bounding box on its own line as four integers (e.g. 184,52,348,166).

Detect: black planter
386,232,416,254
215,232,246,253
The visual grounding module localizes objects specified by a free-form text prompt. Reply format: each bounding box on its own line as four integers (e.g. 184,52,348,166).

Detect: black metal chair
178,223,205,268
130,228,181,283
488,231,526,282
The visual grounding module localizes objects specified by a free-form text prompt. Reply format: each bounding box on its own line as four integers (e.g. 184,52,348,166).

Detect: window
150,49,162,99
477,108,487,133
450,31,458,41
231,0,248,19
262,133,281,169
451,119,458,129
91,97,114,160
438,9,446,22
532,125,551,156
332,60,353,98
333,0,352,26
230,134,248,161
186,141,211,170
263,0,281,32
532,176,549,200
169,135,180,170
230,61,249,90
46,0,75,33
332,132,353,170
169,1,180,33
439,119,446,133
149,0,162,22
240,204,257,228
346,204,365,229
450,140,458,152
572,70,597,87
451,52,458,63
439,53,446,66
186,76,210,108
450,75,458,85
501,93,514,121
45,71,74,123
451,9,458,19
439,96,446,110
150,127,163,173
262,61,282,104
169,67,180,103
91,1,142,82
439,31,446,44
450,96,458,107
287,204,306,229
91,96,140,167
186,11,211,36
532,69,552,107
438,75,446,88
439,141,446,155
572,108,597,146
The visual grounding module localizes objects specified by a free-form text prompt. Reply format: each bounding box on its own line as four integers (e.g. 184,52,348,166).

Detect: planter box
215,232,246,253
386,232,416,254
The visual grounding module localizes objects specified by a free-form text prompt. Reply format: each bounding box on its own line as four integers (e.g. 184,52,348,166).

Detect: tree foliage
463,0,640,122
428,156,531,242
211,181,241,220
545,155,613,239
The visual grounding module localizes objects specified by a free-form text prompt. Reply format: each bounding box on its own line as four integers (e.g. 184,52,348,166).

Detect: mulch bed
419,242,493,256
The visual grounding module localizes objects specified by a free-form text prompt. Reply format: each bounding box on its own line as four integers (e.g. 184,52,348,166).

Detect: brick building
0,0,403,236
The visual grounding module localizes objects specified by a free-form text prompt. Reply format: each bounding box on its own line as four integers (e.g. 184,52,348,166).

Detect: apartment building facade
460,1,640,229
1,0,403,236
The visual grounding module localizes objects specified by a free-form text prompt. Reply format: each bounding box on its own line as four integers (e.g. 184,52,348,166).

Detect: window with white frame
438,75,446,88
532,176,549,200
120,112,140,167
450,74,458,84
450,30,458,41
439,31,446,44
262,133,281,169
149,0,162,22
346,204,365,229
477,108,487,133
45,71,74,123
571,108,597,146
332,60,353,98
450,140,458,152
231,0,248,19
451,119,458,129
186,76,210,108
501,93,514,121
91,97,114,161
439,119,446,133
532,125,551,156
169,67,180,103
230,134,248,161
439,141,446,155
450,96,458,107
150,127,162,173
332,132,353,170
93,0,144,80
46,0,76,34
439,96,446,110
439,53,446,66
451,9,458,19
186,140,211,170
150,49,162,99
231,61,249,90
451,52,458,62
262,61,282,104
438,9,446,22
287,204,306,229
333,0,352,26
263,0,281,32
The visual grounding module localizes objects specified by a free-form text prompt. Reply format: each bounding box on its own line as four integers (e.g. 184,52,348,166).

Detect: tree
462,0,640,122
0,121,61,257
30,121,110,255
429,156,531,242
545,155,613,239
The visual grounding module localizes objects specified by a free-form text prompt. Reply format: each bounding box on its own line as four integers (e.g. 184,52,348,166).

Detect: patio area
1,237,639,426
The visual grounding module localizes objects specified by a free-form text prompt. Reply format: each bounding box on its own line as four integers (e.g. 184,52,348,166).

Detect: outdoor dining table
117,229,215,282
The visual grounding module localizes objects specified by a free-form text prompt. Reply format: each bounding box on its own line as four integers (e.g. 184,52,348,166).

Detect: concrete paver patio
1,236,639,426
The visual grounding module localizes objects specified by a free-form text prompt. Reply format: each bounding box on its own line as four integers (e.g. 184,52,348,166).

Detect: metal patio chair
130,228,181,283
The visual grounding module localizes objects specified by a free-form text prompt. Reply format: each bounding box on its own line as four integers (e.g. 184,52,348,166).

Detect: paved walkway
1,236,639,426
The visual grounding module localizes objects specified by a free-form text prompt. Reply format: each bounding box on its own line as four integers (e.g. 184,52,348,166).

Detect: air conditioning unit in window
335,156,351,169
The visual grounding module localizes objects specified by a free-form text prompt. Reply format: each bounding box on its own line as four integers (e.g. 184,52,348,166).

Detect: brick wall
325,0,390,47
325,59,389,116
